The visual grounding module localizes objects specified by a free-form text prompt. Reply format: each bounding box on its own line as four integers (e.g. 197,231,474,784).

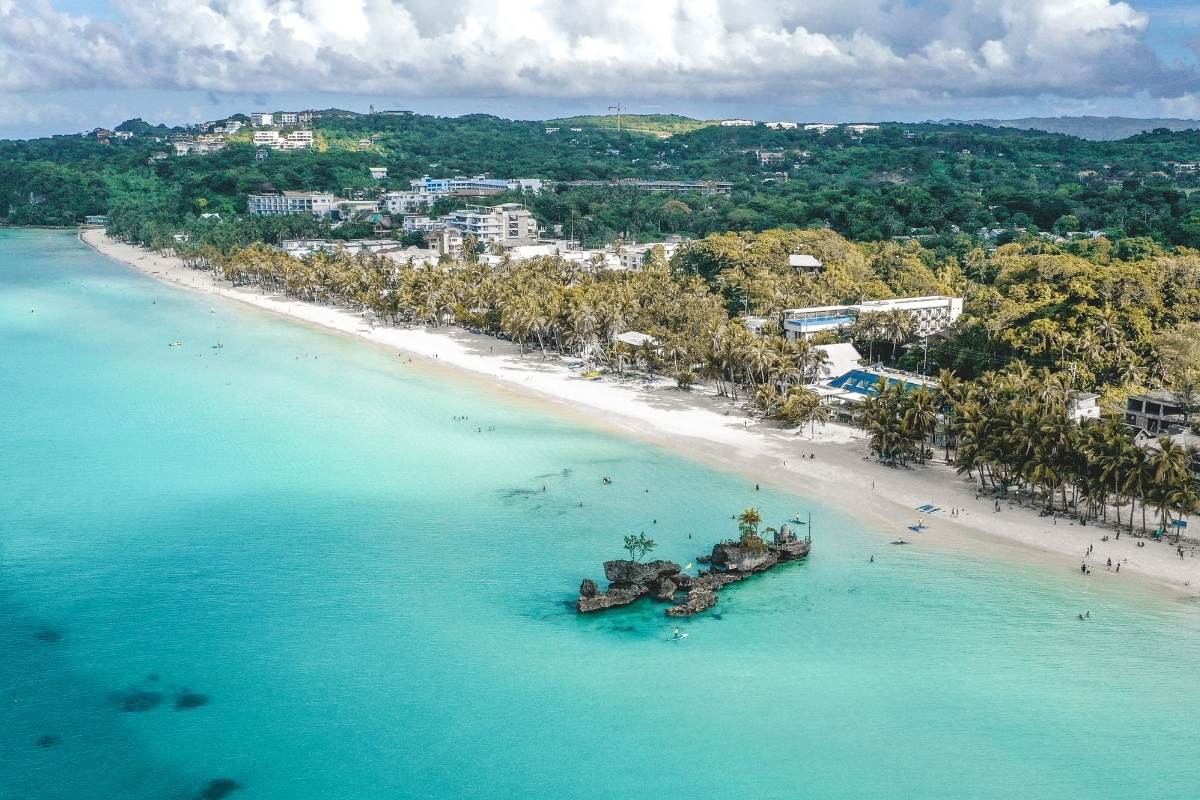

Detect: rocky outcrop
603,559,681,585
575,534,810,619
710,543,778,573
649,577,678,602
577,581,649,613
693,570,744,591
667,589,717,617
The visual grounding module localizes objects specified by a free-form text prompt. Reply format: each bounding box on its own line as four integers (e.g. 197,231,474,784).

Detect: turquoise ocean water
2,228,1200,799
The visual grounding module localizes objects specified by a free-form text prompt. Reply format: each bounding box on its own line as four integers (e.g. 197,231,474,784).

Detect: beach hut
614,331,659,349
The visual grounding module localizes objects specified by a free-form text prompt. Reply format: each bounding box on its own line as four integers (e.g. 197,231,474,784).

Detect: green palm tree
882,309,915,363
738,507,762,535
904,387,940,464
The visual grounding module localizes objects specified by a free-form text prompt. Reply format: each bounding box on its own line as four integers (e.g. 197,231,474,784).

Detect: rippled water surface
3,229,1200,799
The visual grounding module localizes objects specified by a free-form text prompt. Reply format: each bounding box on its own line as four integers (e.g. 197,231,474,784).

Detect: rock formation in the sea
35,735,61,748
574,521,811,620
577,560,682,612
34,628,61,643
577,578,649,613
666,588,717,617
710,543,779,573
603,559,681,585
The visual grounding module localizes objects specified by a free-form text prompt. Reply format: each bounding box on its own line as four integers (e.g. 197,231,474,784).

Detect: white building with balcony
441,203,537,245
410,175,542,197
781,296,964,340
248,191,340,217
252,130,313,151
250,112,274,127
382,192,437,214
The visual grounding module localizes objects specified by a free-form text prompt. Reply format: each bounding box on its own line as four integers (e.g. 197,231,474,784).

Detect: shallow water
2,229,1199,799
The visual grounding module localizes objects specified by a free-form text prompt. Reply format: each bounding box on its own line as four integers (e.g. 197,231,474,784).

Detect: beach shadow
33,627,62,643
194,778,240,799
111,689,164,713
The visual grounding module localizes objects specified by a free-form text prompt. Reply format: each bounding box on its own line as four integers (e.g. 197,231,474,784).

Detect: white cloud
0,0,1193,107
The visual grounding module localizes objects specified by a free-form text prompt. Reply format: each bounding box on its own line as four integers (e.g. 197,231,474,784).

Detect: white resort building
382,191,438,215
247,191,340,217
781,296,964,339
441,204,538,245
252,130,314,151
409,176,543,197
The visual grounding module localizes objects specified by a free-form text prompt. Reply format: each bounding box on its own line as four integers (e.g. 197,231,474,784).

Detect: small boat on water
168,340,183,347
212,343,224,350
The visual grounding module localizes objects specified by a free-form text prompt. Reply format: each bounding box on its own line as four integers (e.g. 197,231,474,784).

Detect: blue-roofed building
813,367,938,423
826,369,930,397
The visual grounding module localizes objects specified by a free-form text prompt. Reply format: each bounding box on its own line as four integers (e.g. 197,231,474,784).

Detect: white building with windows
720,119,756,127
401,215,445,233
441,203,538,245
781,296,964,339
281,130,313,150
383,192,437,215
804,123,838,133
252,130,313,151
248,191,340,217
618,240,682,270
765,121,798,129
409,175,543,197
250,112,273,127
1068,392,1102,423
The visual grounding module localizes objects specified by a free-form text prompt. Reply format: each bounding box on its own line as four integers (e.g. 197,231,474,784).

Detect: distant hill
114,117,187,136
938,116,1200,141
545,114,715,137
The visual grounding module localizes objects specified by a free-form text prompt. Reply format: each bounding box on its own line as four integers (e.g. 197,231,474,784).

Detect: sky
2,0,1200,139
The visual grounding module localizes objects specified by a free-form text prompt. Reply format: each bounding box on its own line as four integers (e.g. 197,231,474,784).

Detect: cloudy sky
2,0,1200,138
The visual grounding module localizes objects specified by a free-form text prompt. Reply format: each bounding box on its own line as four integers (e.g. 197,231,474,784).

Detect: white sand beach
80,228,1200,598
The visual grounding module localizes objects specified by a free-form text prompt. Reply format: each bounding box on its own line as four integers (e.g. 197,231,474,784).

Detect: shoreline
78,228,1200,600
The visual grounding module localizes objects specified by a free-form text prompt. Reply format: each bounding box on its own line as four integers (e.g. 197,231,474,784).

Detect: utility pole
608,102,624,133
921,336,930,376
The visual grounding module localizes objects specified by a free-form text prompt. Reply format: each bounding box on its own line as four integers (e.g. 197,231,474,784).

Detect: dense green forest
5,110,1200,401
7,111,1200,250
